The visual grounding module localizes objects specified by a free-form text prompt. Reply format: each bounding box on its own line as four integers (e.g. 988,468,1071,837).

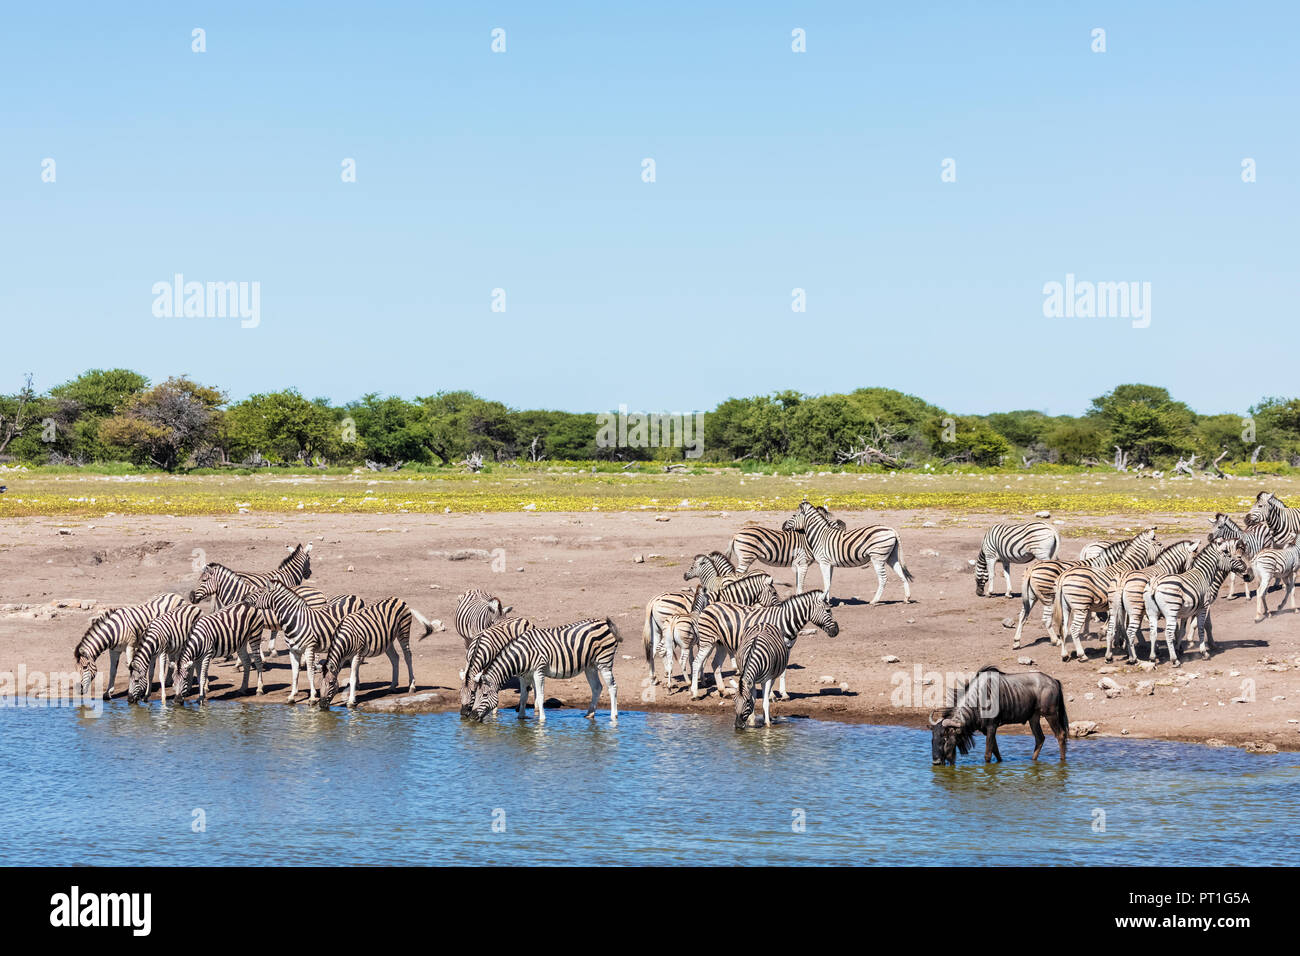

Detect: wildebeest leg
1029,716,1045,760
1045,713,1067,760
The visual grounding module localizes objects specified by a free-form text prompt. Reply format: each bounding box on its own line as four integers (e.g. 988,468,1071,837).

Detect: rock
1097,665,1118,674
919,548,940,558
1001,618,1015,628
1069,720,1097,738
1035,511,1051,518
838,682,849,693
818,676,835,684
1136,680,1155,696
633,555,645,564
522,503,536,511
881,655,900,663
516,567,525,572
1243,741,1279,754
922,521,936,528
1084,692,1095,701
654,516,671,522
1017,656,1033,665
1205,738,1228,748
346,565,354,572
1104,689,1123,699
1137,661,1155,671
1098,677,1124,690
56,528,73,535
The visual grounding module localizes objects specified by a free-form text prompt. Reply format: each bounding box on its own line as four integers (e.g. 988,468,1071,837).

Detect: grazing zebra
453,589,512,650
74,593,184,699
974,521,1059,597
126,604,203,704
734,623,790,728
318,598,432,709
190,548,314,656
1107,540,1200,663
172,603,270,702
1247,491,1300,546
1209,512,1278,598
240,582,365,703
782,500,912,604
722,511,843,595
1051,529,1158,661
1011,530,1156,649
1248,539,1300,622
1143,540,1250,666
691,590,838,700
930,666,1068,764
460,616,536,716
469,618,622,724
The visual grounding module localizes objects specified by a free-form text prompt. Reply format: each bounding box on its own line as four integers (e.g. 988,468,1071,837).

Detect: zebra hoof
778,693,790,701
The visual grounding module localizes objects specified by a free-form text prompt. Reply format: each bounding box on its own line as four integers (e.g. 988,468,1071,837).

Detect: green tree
99,377,225,470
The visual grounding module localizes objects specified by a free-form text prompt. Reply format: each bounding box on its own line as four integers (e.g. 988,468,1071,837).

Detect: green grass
0,464,1290,517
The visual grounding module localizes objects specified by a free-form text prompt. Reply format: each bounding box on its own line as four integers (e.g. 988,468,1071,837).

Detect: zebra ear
501,604,513,615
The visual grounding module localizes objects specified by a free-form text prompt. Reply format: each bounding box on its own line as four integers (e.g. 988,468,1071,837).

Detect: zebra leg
691,638,715,698
401,637,415,693
235,646,253,695
533,673,546,722
603,665,617,722
1067,609,1088,662
384,643,400,691
1165,613,1182,668
517,673,530,717
1012,589,1036,649
869,559,888,605
776,668,788,700
157,650,168,705
103,649,121,701
266,627,278,658
347,654,361,707
305,647,317,701
820,561,835,603
584,667,602,718
1198,610,1214,659
1000,560,1013,598
199,655,212,703
793,558,809,594
762,678,773,726
711,645,730,699
287,648,302,702
1255,573,1272,622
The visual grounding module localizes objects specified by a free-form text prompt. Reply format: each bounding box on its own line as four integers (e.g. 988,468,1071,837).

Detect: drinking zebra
454,588,512,650
172,603,270,702
127,604,203,704
974,521,1059,597
240,582,366,703
690,590,838,700
1248,539,1300,622
74,593,185,699
646,572,779,688
1247,491,1300,546
1051,528,1158,662
782,500,912,604
734,623,790,729
468,618,621,724
1208,512,1278,599
1011,531,1156,649
460,616,536,716
1143,540,1250,666
318,598,432,708
1107,540,1200,663
723,507,843,593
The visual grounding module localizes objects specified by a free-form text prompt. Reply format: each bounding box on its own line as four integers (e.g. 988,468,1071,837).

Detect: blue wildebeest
929,665,1068,765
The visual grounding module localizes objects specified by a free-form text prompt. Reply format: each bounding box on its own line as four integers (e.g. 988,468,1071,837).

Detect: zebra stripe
974,521,1060,597
1109,540,1200,663
734,623,790,728
241,582,365,703
782,500,913,604
1248,539,1300,621
1144,541,1249,666
127,604,203,704
454,589,512,649
74,593,184,698
691,590,838,700
319,598,432,708
1052,529,1158,662
470,618,621,723
460,617,536,715
1247,492,1300,545
1209,512,1278,598
173,603,269,702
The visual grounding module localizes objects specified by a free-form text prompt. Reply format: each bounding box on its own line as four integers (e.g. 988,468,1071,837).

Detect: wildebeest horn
928,710,943,726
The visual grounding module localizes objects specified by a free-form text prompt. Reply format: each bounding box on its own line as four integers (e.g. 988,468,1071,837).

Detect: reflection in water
1,704,1297,866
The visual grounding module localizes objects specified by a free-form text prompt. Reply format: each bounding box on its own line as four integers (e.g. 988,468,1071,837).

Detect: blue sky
2,1,1295,417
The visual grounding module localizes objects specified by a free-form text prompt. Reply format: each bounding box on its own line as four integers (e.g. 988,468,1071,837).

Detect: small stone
1035,511,1051,518
1084,692,1095,701
922,521,936,528
633,555,644,564
1069,720,1097,738
1001,618,1015,629
1136,680,1155,696
919,548,940,558
881,655,900,663
1017,656,1033,665
346,565,354,572
838,682,850,693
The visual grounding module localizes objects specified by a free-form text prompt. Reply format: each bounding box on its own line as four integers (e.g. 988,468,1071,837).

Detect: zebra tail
724,538,737,567
606,617,623,644
418,618,434,641
1049,581,1065,639
893,540,915,582
642,601,654,663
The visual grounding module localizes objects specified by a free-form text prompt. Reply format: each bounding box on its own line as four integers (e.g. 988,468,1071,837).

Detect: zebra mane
277,544,304,570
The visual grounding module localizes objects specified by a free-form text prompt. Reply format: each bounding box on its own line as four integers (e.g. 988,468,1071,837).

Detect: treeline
2,370,1299,472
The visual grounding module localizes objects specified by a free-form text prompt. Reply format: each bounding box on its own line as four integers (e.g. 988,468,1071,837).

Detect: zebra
781,500,912,604
318,598,432,708
642,582,711,685
691,590,838,700
724,506,844,594
469,618,622,723
1143,540,1250,666
1011,530,1156,649
172,603,270,702
974,521,1059,597
734,623,791,728
683,552,742,596
240,582,366,703
1051,529,1158,662
190,547,314,656
647,572,779,689
74,593,184,699
1247,491,1300,546
454,588,512,651
1208,512,1278,599
1107,540,1200,663
460,616,537,715
1248,539,1300,622
126,604,203,704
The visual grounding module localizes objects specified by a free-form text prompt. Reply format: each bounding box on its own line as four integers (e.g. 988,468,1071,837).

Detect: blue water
1,704,1297,865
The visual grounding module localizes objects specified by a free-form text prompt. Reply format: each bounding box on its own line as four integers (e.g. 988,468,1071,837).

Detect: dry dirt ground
2,510,1297,752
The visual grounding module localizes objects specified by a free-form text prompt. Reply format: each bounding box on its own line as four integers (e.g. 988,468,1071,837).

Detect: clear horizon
3,1,1296,418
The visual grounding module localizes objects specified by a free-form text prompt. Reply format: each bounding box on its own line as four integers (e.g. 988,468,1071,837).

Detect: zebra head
239,583,279,612
1247,492,1280,526
74,609,119,696
470,671,500,721
1217,539,1252,581
189,564,219,604
734,681,756,729
171,652,194,703
808,592,840,637
126,650,152,704
756,580,781,606
683,553,715,583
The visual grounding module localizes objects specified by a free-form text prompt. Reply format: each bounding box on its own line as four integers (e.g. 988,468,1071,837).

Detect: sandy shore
2,510,1297,752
